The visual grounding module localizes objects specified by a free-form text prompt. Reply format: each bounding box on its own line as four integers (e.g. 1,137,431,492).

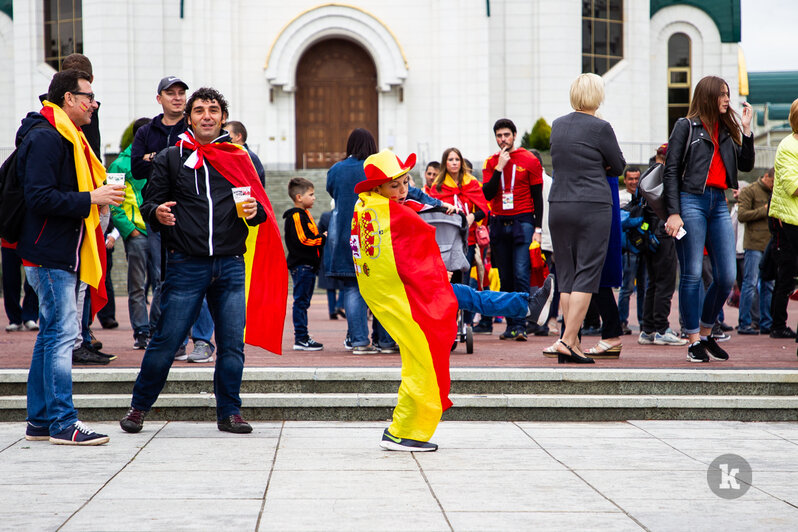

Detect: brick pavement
1,295,796,370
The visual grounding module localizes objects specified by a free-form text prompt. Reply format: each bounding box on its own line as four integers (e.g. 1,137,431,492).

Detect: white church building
0,0,747,168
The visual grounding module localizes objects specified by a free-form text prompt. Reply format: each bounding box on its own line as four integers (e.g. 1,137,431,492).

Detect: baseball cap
157,76,188,93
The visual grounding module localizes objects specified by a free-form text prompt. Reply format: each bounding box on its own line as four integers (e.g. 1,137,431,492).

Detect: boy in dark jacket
284,177,325,351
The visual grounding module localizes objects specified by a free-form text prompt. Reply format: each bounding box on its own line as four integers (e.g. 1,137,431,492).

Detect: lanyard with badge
501,165,516,210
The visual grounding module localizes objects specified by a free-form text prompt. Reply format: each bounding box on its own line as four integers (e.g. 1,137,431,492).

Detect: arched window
44,0,83,70
582,0,624,76
667,33,691,135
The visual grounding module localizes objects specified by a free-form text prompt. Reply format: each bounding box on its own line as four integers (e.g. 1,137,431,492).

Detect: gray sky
740,0,798,72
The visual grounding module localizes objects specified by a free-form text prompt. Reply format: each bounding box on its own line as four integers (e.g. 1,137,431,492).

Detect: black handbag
638,118,692,221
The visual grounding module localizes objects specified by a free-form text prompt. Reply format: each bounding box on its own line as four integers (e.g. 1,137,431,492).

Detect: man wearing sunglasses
17,69,125,445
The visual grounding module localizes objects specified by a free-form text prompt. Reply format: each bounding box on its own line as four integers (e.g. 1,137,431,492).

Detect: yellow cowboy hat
355,149,417,193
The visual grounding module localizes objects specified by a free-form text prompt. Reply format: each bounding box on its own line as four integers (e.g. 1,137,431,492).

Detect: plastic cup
106,173,125,186
232,186,251,218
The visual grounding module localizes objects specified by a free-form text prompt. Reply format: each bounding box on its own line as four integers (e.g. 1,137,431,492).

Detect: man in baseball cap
128,75,216,363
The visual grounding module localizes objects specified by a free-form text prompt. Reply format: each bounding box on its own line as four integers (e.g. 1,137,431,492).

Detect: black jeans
641,237,678,334
594,287,623,339
770,221,798,332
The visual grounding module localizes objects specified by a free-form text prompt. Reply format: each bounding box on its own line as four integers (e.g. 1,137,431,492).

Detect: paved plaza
1,420,797,531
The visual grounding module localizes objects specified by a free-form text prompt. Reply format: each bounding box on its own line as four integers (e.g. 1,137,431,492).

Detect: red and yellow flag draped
41,101,107,318
352,191,457,442
176,131,287,354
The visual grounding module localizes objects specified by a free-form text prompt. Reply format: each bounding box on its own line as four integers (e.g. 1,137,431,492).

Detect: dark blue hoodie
130,113,188,182
15,112,93,272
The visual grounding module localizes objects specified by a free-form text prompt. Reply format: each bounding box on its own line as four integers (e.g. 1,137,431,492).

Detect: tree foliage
521,117,551,151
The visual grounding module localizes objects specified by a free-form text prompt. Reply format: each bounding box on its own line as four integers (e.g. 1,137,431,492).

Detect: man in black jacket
121,87,268,435
18,69,124,445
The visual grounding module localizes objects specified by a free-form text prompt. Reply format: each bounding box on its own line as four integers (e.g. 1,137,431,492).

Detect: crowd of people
6,54,798,449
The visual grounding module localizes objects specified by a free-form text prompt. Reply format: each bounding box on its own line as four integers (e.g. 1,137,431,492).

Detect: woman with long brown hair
428,147,489,283
662,75,754,362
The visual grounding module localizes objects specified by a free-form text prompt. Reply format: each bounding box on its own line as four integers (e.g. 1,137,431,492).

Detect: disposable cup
106,173,125,186
232,186,251,218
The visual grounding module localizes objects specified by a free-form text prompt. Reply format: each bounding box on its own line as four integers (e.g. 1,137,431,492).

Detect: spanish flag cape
428,173,489,245
175,130,287,354
352,191,457,440
41,102,107,318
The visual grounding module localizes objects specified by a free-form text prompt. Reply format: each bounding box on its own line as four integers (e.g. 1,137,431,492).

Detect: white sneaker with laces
654,329,688,346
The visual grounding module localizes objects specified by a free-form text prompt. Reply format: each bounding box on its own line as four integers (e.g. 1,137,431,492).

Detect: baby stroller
418,207,473,353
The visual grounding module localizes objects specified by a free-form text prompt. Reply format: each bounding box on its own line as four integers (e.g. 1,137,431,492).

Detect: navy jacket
130,114,188,182
16,112,93,272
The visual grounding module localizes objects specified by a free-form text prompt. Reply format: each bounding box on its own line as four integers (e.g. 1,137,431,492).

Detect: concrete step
2,368,798,396
2,392,798,422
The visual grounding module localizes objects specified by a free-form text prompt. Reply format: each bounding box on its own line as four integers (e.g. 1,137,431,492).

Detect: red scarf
175,130,288,354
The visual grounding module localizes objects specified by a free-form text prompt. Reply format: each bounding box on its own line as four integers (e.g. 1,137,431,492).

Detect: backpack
0,122,51,243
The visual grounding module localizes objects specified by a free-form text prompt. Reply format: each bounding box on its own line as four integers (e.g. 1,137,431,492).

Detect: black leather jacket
663,117,755,216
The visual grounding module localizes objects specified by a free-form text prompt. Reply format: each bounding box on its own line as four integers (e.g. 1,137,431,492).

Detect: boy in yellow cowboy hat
352,149,552,451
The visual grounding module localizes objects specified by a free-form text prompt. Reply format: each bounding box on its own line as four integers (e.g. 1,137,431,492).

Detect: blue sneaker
379,428,437,452
49,421,109,446
25,421,49,441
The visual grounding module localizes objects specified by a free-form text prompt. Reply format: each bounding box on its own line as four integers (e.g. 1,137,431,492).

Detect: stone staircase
2,367,798,423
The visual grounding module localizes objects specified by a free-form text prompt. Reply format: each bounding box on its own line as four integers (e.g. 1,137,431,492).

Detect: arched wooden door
295,39,378,169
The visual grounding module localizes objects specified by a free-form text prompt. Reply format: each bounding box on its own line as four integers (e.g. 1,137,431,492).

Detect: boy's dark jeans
291,265,317,342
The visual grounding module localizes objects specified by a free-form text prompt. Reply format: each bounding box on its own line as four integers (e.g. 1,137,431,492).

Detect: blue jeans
452,283,528,319
675,189,736,334
25,267,79,434
339,278,369,346
618,251,646,324
2,247,38,325
490,219,533,331
291,264,317,342
125,234,150,336
739,249,773,329
131,253,246,420
190,299,214,343
371,318,395,348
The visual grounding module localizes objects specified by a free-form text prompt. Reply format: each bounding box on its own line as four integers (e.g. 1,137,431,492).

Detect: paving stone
622,498,798,531
125,436,278,471
446,511,641,532
576,469,772,503
154,421,281,438
266,470,431,501
93,470,271,500
516,420,652,439
61,498,263,532
415,448,567,471
424,469,616,513
273,447,416,471
542,445,705,471
259,499,447,532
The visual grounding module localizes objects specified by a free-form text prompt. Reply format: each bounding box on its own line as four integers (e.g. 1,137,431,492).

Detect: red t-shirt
482,149,543,216
703,122,727,190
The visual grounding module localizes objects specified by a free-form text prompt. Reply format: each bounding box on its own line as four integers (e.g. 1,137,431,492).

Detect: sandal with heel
556,341,595,364
585,340,622,359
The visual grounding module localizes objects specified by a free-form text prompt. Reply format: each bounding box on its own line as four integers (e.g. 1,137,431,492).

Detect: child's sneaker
701,337,729,361
379,428,437,452
686,341,709,363
528,274,554,326
49,421,109,445
293,337,323,351
25,421,50,441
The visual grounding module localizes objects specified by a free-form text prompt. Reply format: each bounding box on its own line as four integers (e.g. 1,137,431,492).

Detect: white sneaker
23,320,39,331
638,331,655,345
5,323,22,332
654,329,688,346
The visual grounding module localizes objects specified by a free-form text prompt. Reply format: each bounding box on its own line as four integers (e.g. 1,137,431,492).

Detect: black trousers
770,221,798,332
595,287,623,339
641,237,678,334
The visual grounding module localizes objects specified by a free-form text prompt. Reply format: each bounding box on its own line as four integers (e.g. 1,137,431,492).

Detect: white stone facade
0,0,741,166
